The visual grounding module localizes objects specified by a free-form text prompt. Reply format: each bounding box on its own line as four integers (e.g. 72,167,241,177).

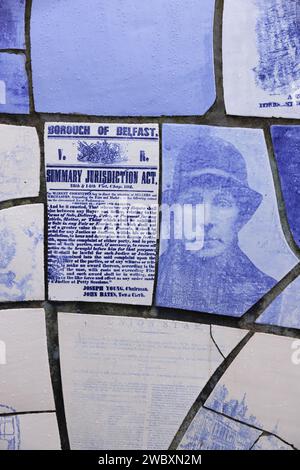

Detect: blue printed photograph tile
179,333,300,450
0,205,44,301
0,53,29,114
223,0,300,118
156,124,298,317
30,0,216,116
270,126,300,247
0,0,26,49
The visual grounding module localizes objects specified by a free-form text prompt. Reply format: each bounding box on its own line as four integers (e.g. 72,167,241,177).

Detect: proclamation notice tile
45,123,159,304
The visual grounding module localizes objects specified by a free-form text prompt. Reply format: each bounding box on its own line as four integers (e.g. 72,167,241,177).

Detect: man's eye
214,196,234,207
181,195,203,204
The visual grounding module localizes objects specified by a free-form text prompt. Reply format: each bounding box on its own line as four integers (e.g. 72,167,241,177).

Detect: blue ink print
270,126,300,247
77,141,127,164
0,226,34,302
179,407,261,450
0,405,20,450
0,227,17,291
206,385,261,426
254,0,300,94
256,271,300,329
48,255,71,282
156,132,279,317
0,0,26,49
180,386,283,450
0,53,29,114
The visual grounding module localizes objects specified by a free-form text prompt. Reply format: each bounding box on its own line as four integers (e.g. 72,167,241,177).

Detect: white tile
58,314,244,450
0,309,55,413
0,413,60,450
211,325,248,357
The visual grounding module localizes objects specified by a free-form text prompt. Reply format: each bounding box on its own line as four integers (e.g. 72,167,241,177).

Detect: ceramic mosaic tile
0,204,44,301
211,325,248,357
0,53,29,114
0,413,61,450
58,314,246,450
270,126,300,247
0,309,55,413
0,0,26,49
30,0,216,116
0,308,60,449
251,435,293,450
256,275,300,328
45,122,159,305
179,407,261,450
179,333,300,449
0,125,40,202
223,0,300,118
156,124,297,317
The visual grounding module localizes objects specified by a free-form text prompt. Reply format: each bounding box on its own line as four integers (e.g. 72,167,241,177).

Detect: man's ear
236,210,251,230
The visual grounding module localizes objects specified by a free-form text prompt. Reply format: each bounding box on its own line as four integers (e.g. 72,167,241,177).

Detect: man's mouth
204,237,223,243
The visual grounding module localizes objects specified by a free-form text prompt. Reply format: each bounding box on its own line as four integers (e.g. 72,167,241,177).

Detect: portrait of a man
156,131,283,316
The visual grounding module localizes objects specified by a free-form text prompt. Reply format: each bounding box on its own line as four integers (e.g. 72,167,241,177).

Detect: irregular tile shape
0,412,60,450
0,125,40,202
0,205,44,301
58,314,245,450
45,122,159,305
156,124,297,317
251,435,293,450
0,0,26,49
13,413,60,450
0,408,20,450
191,334,300,449
31,0,216,116
0,53,29,114
256,276,300,328
223,0,300,118
270,126,300,247
179,407,261,450
211,326,247,357
0,309,55,413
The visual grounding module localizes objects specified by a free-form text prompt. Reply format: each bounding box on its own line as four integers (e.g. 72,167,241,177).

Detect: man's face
178,185,240,258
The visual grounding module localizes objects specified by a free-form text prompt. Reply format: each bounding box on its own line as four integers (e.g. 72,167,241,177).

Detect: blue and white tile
0,0,26,49
0,204,44,301
223,0,300,118
0,125,40,202
0,53,29,114
156,124,297,317
179,333,300,449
